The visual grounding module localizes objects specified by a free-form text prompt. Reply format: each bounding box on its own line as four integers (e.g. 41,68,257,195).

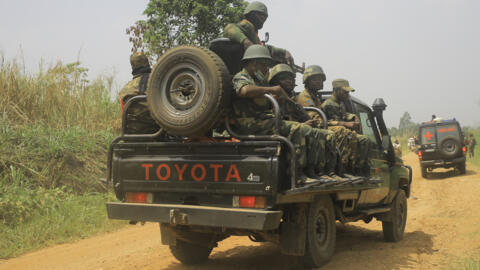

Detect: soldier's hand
285,50,294,66
243,39,254,50
304,119,316,127
269,85,290,100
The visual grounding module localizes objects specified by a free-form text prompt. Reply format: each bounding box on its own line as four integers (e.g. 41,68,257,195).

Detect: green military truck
106,40,412,268
417,118,466,178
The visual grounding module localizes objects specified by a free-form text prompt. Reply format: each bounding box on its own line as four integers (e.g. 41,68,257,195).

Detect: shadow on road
163,223,434,270
426,169,476,180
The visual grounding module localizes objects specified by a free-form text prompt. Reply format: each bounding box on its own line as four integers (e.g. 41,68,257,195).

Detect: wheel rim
161,63,206,115
443,140,457,153
315,210,328,245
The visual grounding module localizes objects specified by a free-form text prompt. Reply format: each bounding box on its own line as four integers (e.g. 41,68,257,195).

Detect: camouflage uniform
118,52,159,134
296,88,324,126
223,2,288,63
267,64,337,175
232,69,325,175
322,94,371,173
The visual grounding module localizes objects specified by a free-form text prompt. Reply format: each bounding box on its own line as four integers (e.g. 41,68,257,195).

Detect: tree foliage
397,111,419,136
127,0,247,57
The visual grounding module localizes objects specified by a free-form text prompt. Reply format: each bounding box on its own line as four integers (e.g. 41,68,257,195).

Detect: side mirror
372,98,387,112
382,135,391,150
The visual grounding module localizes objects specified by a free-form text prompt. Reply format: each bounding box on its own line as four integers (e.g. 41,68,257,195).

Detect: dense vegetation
0,58,125,258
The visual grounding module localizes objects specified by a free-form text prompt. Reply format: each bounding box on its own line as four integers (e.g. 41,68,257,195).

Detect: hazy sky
1,0,479,127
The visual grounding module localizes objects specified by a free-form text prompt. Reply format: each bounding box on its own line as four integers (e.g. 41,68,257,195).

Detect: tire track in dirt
1,152,479,269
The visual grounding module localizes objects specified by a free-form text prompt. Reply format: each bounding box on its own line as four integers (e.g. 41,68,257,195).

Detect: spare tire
439,137,461,158
147,46,231,136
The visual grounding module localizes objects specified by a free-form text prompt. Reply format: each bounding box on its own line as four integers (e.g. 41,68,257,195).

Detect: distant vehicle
417,118,466,178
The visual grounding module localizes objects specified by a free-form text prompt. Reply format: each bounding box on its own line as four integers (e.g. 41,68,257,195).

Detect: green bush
0,56,125,258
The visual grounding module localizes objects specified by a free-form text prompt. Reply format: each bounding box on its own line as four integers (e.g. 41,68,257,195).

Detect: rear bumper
106,202,283,231
420,156,465,168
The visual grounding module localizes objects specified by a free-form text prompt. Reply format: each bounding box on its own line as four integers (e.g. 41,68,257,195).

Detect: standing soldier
321,79,371,175
118,52,159,134
231,45,329,182
223,1,294,65
469,134,476,158
268,64,338,177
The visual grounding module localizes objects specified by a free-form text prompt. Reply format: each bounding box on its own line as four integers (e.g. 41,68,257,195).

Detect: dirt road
1,153,479,270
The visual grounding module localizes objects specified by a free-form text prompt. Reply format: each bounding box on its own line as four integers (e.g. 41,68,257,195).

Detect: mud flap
160,223,177,246
280,204,307,256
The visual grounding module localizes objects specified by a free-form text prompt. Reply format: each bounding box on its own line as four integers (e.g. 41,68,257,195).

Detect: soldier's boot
305,167,318,179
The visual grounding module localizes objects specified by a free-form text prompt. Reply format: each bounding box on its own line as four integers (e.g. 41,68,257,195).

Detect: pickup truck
106,41,412,268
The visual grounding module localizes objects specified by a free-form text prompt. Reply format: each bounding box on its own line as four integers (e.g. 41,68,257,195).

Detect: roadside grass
447,258,479,270
0,56,125,258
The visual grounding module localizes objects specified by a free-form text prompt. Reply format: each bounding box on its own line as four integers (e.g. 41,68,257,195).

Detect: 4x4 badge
247,173,260,182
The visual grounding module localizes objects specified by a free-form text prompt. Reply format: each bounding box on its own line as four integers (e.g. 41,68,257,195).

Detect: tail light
462,146,467,153
120,98,125,113
233,196,266,209
418,150,423,160
125,192,153,203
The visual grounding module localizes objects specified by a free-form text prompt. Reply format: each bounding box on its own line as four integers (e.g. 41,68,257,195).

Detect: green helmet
130,52,150,70
244,1,268,16
241,44,272,63
303,65,326,83
268,64,294,83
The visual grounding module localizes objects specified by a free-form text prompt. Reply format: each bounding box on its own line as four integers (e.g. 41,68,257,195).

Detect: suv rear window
436,124,460,142
420,127,436,144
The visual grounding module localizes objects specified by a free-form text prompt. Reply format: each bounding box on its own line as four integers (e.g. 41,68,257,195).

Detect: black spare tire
147,46,231,136
439,137,461,158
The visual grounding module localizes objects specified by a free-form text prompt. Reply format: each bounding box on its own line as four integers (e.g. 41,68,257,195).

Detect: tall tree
127,0,247,57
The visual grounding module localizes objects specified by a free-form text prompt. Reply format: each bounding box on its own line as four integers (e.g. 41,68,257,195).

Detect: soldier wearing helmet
321,79,371,175
268,64,340,177
118,52,159,134
223,1,294,65
233,46,336,181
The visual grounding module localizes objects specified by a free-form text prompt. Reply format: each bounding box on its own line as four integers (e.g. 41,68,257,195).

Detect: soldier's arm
239,84,290,99
224,23,248,44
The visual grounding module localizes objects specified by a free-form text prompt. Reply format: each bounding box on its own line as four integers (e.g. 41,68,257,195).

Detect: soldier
223,1,294,65
268,64,338,176
469,134,476,158
232,45,328,182
118,52,159,134
322,79,371,175
296,66,356,175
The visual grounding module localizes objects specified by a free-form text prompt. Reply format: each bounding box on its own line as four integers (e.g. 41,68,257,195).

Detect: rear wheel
170,239,213,265
421,165,428,178
302,195,336,268
382,190,407,242
459,161,466,174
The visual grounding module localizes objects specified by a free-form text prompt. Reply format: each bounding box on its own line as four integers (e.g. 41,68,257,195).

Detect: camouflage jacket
296,88,324,126
118,73,152,124
223,19,286,61
118,73,149,101
321,95,356,126
232,68,272,119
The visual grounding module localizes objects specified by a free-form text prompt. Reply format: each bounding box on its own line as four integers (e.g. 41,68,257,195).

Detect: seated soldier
118,52,160,134
321,79,371,175
231,45,330,182
223,1,293,65
268,64,339,177
296,66,357,175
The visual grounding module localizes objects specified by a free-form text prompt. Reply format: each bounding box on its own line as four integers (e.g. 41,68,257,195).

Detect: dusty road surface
1,153,480,270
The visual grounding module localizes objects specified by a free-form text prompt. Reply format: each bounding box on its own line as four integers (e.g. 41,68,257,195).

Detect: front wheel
302,195,336,268
382,190,407,242
170,239,213,265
